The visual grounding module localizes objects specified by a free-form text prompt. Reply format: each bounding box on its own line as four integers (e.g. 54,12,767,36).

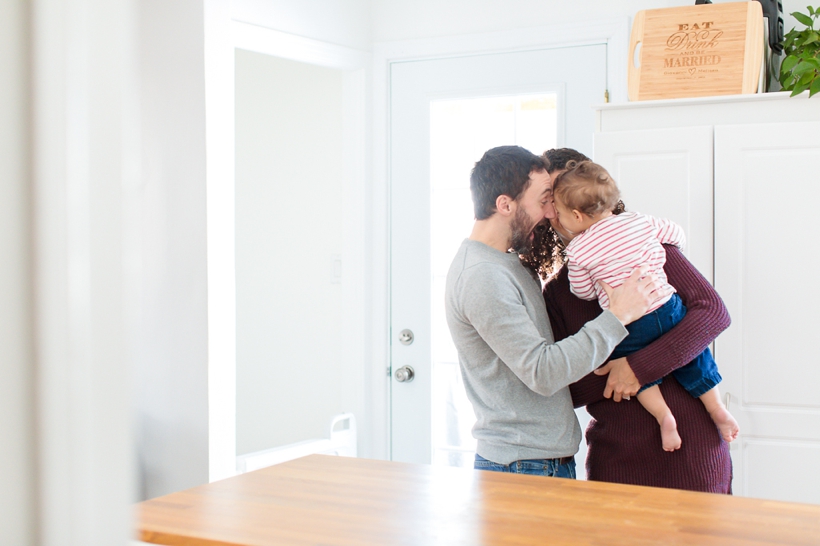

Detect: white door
390,45,607,467
594,126,714,281
714,121,820,504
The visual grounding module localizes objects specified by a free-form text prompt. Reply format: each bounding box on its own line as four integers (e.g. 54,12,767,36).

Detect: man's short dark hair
541,148,590,174
470,146,548,220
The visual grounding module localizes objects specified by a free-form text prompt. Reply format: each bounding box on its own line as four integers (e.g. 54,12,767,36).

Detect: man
444,145,658,478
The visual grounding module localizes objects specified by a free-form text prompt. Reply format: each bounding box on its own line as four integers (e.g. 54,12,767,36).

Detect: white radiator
236,413,357,474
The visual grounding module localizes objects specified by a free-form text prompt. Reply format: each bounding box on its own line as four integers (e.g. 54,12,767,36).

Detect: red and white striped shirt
565,212,684,312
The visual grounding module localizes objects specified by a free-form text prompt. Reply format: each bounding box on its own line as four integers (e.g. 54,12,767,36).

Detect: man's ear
495,194,515,217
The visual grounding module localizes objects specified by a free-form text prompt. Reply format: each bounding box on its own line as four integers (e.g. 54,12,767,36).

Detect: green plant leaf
793,11,814,27
800,49,818,61
791,79,811,95
780,72,793,89
784,30,799,51
794,59,820,75
781,54,801,74
810,77,820,97
803,31,820,45
805,57,820,69
793,62,814,77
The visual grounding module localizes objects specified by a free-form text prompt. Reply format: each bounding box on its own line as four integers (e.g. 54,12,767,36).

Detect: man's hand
594,357,640,402
602,266,664,325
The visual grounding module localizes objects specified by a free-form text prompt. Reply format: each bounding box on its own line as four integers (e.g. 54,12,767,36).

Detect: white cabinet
593,93,820,504
594,126,714,282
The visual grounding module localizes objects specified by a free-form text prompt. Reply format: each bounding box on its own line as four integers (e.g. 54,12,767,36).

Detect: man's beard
509,207,537,253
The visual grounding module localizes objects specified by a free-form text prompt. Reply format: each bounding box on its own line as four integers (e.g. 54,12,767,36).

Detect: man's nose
543,200,556,219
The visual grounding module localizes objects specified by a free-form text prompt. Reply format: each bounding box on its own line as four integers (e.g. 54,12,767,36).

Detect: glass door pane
430,93,558,468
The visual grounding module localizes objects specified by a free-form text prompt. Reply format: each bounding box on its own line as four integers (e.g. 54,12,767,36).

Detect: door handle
394,366,415,383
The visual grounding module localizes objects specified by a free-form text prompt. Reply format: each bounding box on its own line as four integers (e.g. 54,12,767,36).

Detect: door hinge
604,89,610,103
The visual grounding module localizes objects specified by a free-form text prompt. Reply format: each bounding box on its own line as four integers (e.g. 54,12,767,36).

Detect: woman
523,148,732,493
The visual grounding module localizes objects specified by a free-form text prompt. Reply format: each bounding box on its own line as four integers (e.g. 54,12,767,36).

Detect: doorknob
394,365,415,383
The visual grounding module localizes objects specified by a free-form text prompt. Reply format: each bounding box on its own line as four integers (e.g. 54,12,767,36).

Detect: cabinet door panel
742,440,820,505
594,127,714,282
715,122,820,504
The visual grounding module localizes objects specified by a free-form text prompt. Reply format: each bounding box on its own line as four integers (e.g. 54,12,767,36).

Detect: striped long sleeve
647,214,686,248
564,212,681,312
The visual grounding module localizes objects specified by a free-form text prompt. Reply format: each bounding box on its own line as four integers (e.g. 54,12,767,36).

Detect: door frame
205,18,371,479
375,17,631,460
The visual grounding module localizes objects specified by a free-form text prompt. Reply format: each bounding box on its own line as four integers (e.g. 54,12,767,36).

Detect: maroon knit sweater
543,246,733,493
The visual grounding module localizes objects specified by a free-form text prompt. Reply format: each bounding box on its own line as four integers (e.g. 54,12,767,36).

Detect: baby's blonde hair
553,160,621,217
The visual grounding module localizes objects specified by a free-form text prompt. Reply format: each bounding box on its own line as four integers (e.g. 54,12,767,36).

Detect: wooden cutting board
628,1,765,101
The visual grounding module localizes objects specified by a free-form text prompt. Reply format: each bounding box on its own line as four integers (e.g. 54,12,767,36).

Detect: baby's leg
636,385,682,451
699,386,739,443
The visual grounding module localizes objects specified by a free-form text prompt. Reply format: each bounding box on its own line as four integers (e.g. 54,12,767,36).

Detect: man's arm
459,266,657,398
602,265,661,325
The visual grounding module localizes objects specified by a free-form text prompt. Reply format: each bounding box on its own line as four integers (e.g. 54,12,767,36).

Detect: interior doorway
220,24,370,472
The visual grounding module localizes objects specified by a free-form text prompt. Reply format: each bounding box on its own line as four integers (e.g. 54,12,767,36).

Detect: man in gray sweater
445,146,658,478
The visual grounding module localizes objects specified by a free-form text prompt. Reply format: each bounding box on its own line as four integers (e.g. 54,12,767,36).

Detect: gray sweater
445,239,628,464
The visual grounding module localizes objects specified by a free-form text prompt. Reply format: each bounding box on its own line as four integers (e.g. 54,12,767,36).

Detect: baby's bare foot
661,413,682,452
709,405,740,443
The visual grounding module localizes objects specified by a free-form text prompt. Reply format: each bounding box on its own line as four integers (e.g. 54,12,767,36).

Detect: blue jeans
474,454,576,479
610,293,722,398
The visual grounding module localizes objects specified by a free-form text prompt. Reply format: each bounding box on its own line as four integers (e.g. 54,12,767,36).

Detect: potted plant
779,6,820,96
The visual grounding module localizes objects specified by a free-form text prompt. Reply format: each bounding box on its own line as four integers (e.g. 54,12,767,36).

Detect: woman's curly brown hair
518,221,567,281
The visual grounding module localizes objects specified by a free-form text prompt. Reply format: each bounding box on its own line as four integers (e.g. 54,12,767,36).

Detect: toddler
552,160,739,451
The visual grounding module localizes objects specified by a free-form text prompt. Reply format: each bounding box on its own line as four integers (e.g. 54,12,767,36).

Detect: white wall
0,1,34,544
135,0,210,500
372,0,806,44
231,0,371,51
234,50,351,455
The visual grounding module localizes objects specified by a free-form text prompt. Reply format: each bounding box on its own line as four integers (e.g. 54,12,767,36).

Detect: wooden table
137,454,820,545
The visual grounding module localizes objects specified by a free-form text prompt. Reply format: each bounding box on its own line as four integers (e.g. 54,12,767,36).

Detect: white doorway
389,45,607,474
221,23,370,472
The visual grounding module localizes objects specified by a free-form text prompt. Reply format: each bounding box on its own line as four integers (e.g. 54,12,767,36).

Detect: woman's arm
627,245,731,385
564,245,730,407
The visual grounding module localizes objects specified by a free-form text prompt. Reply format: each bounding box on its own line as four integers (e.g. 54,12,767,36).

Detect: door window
430,94,558,468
